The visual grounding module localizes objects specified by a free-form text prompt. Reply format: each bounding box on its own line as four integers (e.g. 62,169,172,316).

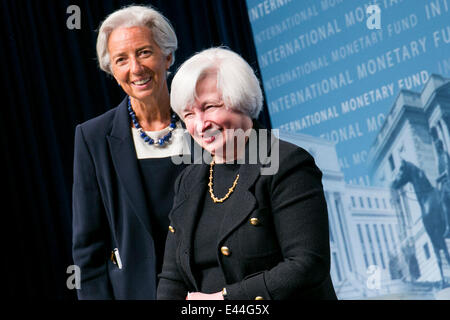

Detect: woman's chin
203,144,224,160
203,145,218,156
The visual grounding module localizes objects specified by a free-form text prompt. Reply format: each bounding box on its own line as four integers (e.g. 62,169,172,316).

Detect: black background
0,0,271,299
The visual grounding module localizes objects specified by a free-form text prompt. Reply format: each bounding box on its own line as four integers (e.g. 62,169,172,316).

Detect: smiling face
182,73,253,161
108,26,171,102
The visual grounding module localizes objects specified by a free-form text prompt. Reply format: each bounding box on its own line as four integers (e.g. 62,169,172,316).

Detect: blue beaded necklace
128,97,178,146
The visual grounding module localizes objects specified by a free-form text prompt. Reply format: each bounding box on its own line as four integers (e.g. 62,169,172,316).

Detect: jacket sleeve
225,148,332,300
157,169,190,300
72,125,113,299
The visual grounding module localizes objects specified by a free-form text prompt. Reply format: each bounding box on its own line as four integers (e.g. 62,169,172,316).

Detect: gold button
221,246,231,256
250,218,260,226
168,225,175,233
255,296,264,300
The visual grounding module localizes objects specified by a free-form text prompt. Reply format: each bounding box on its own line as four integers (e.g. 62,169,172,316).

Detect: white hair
170,47,263,119
96,5,177,75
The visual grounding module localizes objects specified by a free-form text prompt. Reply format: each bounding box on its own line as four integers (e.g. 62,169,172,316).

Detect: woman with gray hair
158,48,336,300
72,5,187,299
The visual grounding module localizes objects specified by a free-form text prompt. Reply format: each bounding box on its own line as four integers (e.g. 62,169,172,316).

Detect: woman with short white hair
158,47,336,300
72,5,187,299
170,47,263,120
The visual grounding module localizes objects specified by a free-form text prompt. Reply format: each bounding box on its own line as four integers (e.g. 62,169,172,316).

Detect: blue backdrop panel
247,0,449,184
247,0,450,299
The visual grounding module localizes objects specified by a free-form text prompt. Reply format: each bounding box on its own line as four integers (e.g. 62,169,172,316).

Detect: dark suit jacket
157,128,337,300
73,96,187,299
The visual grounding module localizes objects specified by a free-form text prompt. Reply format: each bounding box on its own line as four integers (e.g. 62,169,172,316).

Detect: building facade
368,74,450,285
278,131,407,299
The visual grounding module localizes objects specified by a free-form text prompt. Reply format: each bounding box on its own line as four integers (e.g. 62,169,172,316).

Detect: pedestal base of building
435,287,450,300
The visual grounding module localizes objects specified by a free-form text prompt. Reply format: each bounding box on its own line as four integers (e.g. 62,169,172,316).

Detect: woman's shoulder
78,97,129,139
277,138,315,164
78,106,119,134
74,105,122,151
269,137,322,180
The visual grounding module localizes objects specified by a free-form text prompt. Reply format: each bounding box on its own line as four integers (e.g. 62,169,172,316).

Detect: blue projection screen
247,0,450,299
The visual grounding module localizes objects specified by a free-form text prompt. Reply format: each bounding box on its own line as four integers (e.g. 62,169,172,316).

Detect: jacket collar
106,96,154,238
215,123,269,244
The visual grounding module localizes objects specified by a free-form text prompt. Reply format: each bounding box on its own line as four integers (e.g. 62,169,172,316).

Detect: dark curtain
0,0,271,299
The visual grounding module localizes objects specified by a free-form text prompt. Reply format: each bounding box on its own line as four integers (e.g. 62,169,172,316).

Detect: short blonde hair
96,5,177,75
170,47,263,119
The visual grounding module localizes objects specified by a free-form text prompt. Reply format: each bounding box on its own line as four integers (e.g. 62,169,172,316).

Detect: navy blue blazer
72,96,186,299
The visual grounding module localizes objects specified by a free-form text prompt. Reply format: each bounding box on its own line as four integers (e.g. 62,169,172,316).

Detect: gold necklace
208,160,239,203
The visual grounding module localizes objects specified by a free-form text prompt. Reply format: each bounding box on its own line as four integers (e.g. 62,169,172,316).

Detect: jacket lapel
170,163,209,291
216,163,259,246
217,123,273,245
106,97,153,238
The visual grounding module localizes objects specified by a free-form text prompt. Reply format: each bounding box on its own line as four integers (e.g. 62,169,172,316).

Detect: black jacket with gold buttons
157,129,337,300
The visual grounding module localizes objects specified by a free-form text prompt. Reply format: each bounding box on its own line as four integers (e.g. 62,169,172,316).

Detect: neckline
132,121,179,137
